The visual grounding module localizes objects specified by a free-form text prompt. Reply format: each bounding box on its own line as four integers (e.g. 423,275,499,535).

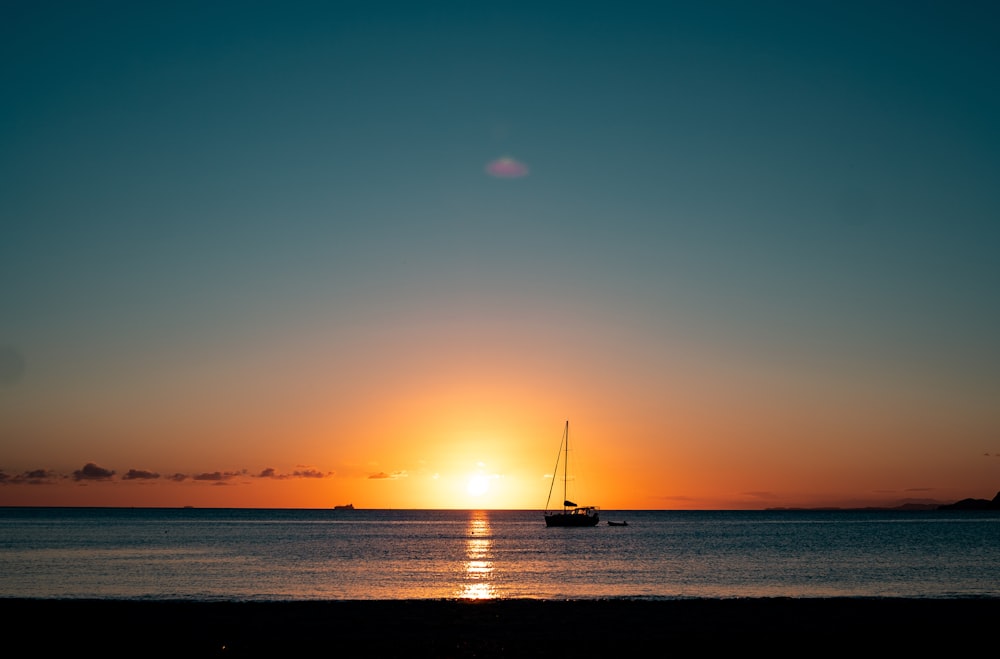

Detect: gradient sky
2,1,998,510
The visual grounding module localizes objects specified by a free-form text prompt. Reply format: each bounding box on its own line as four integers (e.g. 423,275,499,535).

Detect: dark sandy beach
3,597,998,656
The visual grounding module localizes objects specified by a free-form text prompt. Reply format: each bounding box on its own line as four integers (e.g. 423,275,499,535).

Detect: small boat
333,503,355,510
544,420,600,527
608,520,628,527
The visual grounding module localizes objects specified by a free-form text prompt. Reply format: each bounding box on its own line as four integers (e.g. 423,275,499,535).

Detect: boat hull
544,509,600,527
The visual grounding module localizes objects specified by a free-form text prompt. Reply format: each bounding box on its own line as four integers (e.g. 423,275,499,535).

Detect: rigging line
544,421,567,512
563,420,569,506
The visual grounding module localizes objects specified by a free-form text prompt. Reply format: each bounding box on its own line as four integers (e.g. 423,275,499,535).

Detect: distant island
768,490,1000,512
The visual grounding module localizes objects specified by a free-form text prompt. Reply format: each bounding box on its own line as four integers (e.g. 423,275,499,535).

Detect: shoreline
4,597,998,655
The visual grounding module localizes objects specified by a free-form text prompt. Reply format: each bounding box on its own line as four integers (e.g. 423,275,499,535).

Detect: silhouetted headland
768,490,1000,511
937,490,1000,511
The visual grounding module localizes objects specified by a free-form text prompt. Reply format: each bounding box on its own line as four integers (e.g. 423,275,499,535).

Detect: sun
466,473,490,497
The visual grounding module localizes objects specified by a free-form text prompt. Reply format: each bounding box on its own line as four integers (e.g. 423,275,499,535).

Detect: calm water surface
1,508,998,600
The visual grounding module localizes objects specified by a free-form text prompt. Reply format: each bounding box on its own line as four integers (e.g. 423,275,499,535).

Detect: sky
1,1,999,510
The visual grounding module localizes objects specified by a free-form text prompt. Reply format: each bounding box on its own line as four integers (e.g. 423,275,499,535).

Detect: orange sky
3,330,997,510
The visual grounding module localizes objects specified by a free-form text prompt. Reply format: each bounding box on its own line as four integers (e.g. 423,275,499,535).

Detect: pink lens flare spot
486,157,529,178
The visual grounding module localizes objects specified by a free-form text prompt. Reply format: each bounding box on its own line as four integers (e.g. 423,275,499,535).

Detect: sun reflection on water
458,511,496,600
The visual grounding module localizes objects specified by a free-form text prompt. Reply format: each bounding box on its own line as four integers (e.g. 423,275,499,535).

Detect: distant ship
333,503,355,510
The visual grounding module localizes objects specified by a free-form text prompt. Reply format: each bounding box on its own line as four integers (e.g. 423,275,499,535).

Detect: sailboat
544,420,600,527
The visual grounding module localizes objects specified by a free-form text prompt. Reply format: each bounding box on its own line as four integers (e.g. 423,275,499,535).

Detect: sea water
1,507,998,601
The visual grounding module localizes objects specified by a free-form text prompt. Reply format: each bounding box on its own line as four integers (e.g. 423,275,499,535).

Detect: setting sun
466,473,490,497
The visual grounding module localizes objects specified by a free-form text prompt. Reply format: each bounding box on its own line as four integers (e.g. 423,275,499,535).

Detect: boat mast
563,420,568,511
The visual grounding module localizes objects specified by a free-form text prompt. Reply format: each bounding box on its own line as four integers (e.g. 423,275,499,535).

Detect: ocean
2,507,998,601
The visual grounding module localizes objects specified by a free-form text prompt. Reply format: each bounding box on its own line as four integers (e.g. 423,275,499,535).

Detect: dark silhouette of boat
608,520,628,526
333,503,355,510
544,420,600,528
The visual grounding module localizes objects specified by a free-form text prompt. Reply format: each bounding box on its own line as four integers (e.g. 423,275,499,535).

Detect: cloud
122,469,160,480
193,471,239,482
255,467,333,480
485,156,529,178
73,463,115,481
368,471,407,480
1,463,333,487
0,469,59,485
292,469,329,479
